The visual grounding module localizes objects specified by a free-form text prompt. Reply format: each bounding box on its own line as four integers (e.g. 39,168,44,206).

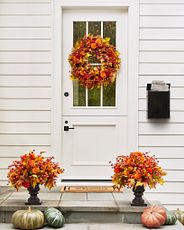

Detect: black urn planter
131,185,147,206
25,184,42,205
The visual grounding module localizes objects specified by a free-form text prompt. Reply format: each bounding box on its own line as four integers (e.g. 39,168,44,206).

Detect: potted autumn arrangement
7,150,64,205
110,151,167,206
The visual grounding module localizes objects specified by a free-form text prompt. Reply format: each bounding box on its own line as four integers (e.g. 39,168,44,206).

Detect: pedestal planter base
131,185,147,206
25,184,42,205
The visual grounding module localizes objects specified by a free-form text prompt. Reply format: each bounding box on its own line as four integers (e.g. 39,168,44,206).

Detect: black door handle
64,125,75,131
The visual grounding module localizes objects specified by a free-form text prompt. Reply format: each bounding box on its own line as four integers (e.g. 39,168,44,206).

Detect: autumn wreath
68,34,121,89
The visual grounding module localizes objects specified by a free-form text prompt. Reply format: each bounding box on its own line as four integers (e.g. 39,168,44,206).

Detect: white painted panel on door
62,117,127,179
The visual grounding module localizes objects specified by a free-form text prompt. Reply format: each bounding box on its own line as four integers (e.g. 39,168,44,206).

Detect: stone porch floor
0,186,183,229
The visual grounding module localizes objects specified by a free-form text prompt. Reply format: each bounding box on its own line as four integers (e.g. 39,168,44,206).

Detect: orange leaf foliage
7,150,64,190
110,152,167,190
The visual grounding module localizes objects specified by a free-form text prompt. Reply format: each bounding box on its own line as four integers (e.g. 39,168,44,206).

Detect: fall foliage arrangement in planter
7,150,64,204
110,151,167,206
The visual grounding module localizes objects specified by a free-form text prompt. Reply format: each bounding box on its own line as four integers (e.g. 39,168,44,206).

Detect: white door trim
52,0,139,167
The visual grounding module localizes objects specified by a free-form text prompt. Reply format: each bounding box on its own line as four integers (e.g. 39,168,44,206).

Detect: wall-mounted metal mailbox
147,83,170,119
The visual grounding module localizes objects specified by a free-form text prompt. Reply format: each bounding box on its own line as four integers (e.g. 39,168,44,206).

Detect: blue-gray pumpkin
44,207,65,228
165,211,177,225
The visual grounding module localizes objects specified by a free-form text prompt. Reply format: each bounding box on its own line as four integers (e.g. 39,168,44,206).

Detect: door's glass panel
103,21,116,106
72,21,117,108
88,87,101,106
88,21,101,36
88,21,101,106
103,21,116,46
73,80,86,106
73,21,86,45
103,82,116,106
73,22,86,106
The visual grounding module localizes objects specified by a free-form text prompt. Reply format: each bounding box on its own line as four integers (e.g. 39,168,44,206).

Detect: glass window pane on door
88,21,101,106
73,22,86,106
72,21,117,107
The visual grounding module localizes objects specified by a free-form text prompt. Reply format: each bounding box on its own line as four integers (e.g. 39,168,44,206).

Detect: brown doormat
61,186,123,193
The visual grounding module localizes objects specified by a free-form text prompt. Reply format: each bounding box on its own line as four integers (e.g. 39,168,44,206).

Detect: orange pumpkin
141,205,167,228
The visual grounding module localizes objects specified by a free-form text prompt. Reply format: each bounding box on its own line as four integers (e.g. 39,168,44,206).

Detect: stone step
0,186,183,229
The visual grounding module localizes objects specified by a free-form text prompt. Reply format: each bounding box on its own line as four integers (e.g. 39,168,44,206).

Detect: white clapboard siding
139,98,184,111
140,52,184,63
0,146,51,158
1,169,8,182
0,153,60,169
140,76,184,87
158,159,184,170
0,111,50,122
139,111,184,123
0,99,51,110
139,87,184,99
0,64,51,75
140,63,184,75
0,123,50,134
0,16,51,27
139,146,184,158
140,4,184,15
0,28,51,39
0,3,51,14
0,87,51,99
0,76,51,87
0,41,51,51
145,182,184,193
140,16,184,28
140,29,184,40
0,52,51,63
0,134,50,146
140,41,184,51
140,1,184,208
165,171,184,182
139,123,184,135
0,0,52,186
139,135,184,147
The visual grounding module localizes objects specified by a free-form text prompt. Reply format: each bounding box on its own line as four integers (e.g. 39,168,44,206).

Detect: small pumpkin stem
28,206,32,212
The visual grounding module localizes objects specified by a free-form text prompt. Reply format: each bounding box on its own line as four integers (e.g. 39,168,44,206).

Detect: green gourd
172,208,184,225
12,207,44,230
165,211,177,225
44,207,65,228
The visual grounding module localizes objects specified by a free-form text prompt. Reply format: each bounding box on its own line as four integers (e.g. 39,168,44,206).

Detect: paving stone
87,193,114,201
7,191,28,200
59,200,118,212
61,193,87,201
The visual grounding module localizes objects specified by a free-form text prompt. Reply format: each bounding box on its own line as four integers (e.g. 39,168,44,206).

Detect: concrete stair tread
0,186,183,227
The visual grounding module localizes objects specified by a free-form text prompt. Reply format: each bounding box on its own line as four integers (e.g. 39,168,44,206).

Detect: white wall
0,0,52,185
139,0,184,210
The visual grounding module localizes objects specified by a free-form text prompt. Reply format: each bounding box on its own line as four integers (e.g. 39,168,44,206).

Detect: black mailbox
147,83,170,119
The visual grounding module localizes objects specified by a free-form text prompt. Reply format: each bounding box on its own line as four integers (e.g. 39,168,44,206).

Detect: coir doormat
61,186,123,193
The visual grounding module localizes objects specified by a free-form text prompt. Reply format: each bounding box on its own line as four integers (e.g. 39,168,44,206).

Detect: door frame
52,0,139,174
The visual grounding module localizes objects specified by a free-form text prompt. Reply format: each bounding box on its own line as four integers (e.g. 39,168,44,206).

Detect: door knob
64,125,75,131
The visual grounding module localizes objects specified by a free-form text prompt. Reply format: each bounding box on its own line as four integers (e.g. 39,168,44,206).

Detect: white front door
62,9,128,180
